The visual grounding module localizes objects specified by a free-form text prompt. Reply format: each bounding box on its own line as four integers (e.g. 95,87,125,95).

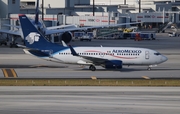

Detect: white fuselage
37,47,168,66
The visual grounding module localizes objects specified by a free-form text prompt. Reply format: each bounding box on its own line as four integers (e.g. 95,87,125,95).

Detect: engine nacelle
60,32,72,44
103,60,123,69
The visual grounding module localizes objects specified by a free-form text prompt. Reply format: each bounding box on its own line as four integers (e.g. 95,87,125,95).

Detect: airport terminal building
0,0,180,28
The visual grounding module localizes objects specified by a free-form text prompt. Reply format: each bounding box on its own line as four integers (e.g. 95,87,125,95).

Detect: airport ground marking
142,76,150,79
2,69,18,78
2,69,8,78
0,79,180,86
10,69,18,78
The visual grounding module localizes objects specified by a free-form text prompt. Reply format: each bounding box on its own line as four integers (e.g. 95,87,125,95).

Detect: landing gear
147,65,157,71
10,43,18,48
89,65,96,71
147,67,151,71
9,35,19,48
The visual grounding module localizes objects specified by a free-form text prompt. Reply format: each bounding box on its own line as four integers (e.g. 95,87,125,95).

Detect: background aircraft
0,0,141,47
19,14,168,71
0,0,76,47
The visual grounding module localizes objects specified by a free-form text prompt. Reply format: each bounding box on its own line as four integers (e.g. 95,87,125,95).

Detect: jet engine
60,32,73,44
102,60,123,69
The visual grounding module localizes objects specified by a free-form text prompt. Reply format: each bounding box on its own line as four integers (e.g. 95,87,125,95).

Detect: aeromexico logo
26,32,40,44
112,49,142,53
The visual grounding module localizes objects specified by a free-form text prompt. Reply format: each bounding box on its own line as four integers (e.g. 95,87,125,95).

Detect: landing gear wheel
89,65,96,71
147,67,151,71
10,43,18,48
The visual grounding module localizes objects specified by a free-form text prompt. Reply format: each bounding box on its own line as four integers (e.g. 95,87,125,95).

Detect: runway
0,86,180,114
0,33,180,78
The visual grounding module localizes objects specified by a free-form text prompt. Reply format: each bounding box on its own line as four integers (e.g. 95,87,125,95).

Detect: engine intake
61,32,72,44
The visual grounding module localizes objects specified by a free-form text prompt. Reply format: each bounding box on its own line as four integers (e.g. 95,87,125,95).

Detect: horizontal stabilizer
23,49,50,57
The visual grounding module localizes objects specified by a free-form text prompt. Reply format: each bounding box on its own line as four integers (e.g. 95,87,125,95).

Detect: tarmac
0,86,179,114
0,33,180,114
0,33,180,78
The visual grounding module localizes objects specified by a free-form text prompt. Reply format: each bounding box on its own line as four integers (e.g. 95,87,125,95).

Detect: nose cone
161,55,168,63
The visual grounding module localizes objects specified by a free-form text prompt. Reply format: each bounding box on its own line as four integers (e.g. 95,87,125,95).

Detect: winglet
69,45,79,56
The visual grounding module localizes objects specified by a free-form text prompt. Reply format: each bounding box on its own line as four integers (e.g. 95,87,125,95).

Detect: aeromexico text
112,50,142,53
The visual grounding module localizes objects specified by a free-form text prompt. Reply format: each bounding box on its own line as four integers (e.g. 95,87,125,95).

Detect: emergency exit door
145,51,149,59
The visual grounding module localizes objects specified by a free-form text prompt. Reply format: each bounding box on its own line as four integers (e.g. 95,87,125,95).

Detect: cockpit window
154,53,161,55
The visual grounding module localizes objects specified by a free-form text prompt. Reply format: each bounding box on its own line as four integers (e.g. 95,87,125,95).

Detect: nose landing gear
147,65,157,71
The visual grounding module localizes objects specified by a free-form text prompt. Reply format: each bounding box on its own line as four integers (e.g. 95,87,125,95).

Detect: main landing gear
147,67,151,71
89,65,96,71
10,42,18,48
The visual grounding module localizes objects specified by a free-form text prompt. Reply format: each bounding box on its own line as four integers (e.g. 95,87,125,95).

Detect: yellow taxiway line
2,69,18,78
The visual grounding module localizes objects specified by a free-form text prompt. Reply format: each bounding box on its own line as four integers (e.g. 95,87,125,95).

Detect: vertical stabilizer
19,14,60,50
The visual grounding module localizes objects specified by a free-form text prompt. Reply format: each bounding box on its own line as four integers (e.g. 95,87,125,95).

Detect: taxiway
0,86,180,114
0,33,180,78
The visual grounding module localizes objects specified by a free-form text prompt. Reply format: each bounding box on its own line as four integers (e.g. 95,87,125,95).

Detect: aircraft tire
147,67,151,71
89,65,96,71
10,43,12,48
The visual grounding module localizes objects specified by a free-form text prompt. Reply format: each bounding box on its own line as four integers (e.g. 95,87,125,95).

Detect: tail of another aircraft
35,0,39,25
19,14,63,51
33,0,47,32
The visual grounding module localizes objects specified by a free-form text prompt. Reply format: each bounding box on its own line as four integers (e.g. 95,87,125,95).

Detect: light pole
42,0,44,20
139,0,141,13
93,0,95,16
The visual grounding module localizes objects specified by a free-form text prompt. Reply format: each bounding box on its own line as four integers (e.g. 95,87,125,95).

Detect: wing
46,24,77,30
3,24,21,29
69,45,108,65
0,29,21,36
45,22,141,35
79,55,108,65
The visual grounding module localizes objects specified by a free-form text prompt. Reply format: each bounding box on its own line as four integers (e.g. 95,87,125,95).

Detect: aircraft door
100,52,104,58
145,51,149,59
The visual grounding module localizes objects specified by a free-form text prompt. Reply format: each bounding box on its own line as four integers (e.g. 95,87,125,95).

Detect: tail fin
19,14,58,50
35,0,39,25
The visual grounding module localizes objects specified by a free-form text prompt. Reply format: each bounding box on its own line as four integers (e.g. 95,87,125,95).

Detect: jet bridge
158,22,173,33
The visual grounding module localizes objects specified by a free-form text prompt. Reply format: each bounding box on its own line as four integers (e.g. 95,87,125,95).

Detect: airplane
0,0,141,48
0,0,76,47
19,14,168,71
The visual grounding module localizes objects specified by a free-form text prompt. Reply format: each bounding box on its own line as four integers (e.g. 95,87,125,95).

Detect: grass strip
0,79,180,86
